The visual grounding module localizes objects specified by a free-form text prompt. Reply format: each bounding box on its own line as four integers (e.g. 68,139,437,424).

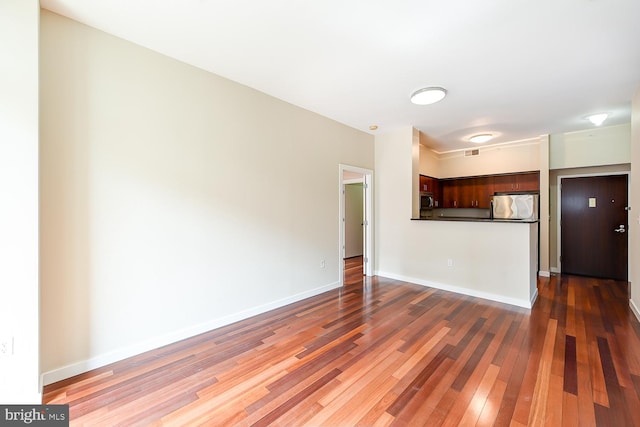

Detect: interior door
560,175,628,280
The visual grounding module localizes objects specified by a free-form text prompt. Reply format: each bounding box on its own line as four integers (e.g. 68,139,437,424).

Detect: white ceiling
40,0,640,152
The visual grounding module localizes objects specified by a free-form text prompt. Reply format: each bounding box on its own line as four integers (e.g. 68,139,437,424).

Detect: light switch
588,198,596,208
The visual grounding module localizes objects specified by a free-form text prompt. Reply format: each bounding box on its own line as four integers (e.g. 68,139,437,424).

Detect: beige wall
39,11,373,383
550,124,631,169
433,138,542,179
0,0,40,403
419,141,440,177
538,135,551,275
631,89,640,320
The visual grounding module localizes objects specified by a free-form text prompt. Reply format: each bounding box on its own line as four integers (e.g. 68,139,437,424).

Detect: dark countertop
412,217,539,223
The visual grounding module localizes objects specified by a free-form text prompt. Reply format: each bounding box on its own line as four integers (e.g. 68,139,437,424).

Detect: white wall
550,124,631,170
631,89,640,320
39,11,373,383
0,0,40,402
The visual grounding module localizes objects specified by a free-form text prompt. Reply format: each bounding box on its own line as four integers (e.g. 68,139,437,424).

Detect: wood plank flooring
43,260,640,426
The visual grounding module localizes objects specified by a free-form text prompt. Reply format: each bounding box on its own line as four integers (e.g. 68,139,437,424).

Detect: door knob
614,225,626,233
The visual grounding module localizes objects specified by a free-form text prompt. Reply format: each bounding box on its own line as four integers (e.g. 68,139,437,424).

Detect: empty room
2,0,640,425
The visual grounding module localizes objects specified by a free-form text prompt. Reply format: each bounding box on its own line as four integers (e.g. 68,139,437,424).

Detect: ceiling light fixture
586,113,609,126
369,125,378,131
469,134,493,143
410,87,447,105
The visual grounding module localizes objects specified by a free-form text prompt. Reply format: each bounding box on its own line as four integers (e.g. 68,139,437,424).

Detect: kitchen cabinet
419,175,442,207
432,181,442,207
455,178,476,208
419,175,437,193
474,176,494,208
443,177,494,208
516,172,540,192
439,172,538,209
493,172,539,193
441,179,459,208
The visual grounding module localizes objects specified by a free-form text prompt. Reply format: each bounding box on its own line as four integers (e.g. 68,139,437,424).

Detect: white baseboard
550,267,561,274
538,270,551,277
41,281,341,387
530,287,539,307
376,271,534,309
630,298,640,324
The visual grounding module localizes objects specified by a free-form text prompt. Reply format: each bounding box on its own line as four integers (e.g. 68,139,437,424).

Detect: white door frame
339,164,374,282
555,171,630,274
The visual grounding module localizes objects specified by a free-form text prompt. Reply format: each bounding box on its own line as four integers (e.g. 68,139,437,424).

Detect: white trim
375,271,535,309
343,178,364,185
538,270,551,277
556,171,630,276
550,267,561,274
430,135,541,155
530,287,539,308
630,299,640,324
40,280,340,386
339,164,374,280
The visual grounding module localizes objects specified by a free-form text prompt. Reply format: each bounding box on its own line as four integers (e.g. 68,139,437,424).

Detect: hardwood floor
344,256,364,285
43,262,640,426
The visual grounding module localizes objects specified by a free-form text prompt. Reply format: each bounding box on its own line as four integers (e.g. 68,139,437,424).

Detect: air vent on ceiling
464,149,480,157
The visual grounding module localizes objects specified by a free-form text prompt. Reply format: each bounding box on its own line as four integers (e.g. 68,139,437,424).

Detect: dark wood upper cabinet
515,172,540,192
440,180,458,208
474,176,495,208
431,180,441,207
419,175,437,193
419,175,442,207
493,172,539,193
442,176,494,208
493,174,514,193
427,171,539,209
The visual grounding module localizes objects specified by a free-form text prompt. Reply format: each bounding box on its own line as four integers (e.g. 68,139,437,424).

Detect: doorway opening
558,173,629,280
339,164,373,285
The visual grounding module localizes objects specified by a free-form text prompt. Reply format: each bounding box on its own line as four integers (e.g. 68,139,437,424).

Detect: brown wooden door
561,175,628,280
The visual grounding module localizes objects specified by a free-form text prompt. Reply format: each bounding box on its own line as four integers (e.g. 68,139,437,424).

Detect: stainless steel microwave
420,192,434,210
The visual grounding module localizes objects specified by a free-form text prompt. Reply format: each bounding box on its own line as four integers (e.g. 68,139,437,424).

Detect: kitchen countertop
412,217,539,223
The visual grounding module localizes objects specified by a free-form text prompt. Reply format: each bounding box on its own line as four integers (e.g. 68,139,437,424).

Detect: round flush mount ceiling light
586,113,609,126
469,134,494,143
410,87,447,105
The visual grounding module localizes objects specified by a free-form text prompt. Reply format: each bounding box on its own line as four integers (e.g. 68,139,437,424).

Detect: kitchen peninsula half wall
385,219,539,309
375,128,547,311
